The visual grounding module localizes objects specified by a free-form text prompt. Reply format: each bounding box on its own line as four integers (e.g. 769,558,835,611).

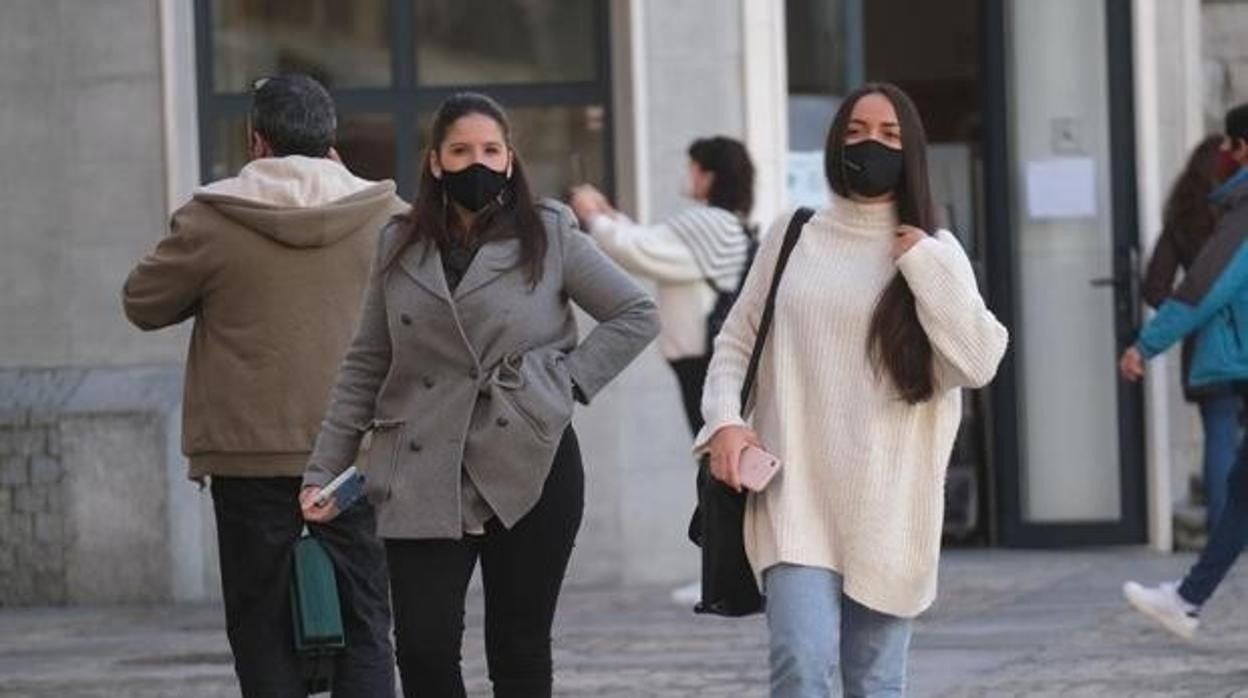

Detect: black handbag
704,221,759,357
687,207,814,617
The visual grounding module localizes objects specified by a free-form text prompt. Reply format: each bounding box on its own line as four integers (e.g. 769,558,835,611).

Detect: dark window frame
193,0,615,199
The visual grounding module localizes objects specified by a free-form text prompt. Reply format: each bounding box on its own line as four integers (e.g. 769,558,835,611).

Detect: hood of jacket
193,155,398,248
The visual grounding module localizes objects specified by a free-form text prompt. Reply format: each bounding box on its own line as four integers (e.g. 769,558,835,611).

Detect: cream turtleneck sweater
695,196,1008,618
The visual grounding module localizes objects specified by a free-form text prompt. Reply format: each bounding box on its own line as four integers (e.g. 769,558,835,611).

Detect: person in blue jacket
1120,102,1248,640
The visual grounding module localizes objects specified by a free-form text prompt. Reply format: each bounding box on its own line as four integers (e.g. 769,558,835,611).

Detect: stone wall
0,409,67,604
0,0,186,369
0,366,218,606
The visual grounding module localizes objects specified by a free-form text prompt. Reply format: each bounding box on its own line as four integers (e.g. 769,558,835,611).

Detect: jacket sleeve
587,213,706,283
552,203,660,403
1136,240,1248,359
896,230,1009,390
121,209,214,330
1142,229,1180,310
303,226,397,488
692,211,793,454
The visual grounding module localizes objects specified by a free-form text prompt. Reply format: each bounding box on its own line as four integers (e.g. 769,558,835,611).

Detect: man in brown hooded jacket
123,74,405,697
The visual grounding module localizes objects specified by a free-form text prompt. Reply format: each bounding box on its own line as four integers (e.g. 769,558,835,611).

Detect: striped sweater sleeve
693,211,793,453
587,213,705,283
896,230,1009,390
665,207,752,291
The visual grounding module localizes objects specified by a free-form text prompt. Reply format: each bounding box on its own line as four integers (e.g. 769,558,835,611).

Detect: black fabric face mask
440,162,509,212
842,140,904,198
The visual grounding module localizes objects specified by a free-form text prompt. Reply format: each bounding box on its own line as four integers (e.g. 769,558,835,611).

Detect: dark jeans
385,428,584,698
212,476,395,698
1179,438,1248,607
669,355,711,436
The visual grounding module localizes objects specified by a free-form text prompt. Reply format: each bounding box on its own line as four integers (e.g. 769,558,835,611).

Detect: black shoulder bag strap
738,207,814,415
689,206,814,618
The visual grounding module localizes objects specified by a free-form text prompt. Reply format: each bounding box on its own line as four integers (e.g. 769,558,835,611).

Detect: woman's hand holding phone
707,424,760,492
300,486,339,523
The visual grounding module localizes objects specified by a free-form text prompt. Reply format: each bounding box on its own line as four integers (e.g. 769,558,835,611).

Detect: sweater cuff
895,236,978,305
692,415,749,457
894,237,943,279
1135,338,1161,361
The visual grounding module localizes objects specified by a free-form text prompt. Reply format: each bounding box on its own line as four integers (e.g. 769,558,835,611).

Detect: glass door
984,0,1147,545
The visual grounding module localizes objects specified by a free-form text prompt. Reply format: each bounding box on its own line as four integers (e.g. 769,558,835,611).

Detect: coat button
423,376,435,389
496,416,509,427
469,368,480,380
409,440,422,452
400,313,413,325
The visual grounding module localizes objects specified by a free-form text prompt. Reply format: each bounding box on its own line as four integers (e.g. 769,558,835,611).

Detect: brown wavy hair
386,93,546,284
824,83,937,403
1162,135,1222,261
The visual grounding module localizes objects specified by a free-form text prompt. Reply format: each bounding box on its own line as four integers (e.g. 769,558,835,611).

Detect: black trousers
212,476,395,698
385,428,584,698
669,355,711,436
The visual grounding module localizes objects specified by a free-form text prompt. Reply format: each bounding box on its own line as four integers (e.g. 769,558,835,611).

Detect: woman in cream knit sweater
697,84,1008,697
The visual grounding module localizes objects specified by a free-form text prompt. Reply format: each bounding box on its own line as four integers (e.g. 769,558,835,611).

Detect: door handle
1093,275,1133,289
1091,247,1143,340
1089,248,1140,292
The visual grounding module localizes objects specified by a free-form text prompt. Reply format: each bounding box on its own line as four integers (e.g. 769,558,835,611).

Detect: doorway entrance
785,0,1148,546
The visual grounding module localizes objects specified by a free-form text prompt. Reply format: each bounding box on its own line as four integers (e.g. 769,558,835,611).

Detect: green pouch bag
291,534,345,691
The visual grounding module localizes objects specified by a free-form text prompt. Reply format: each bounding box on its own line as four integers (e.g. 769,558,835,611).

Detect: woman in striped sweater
569,136,756,435
698,85,1008,696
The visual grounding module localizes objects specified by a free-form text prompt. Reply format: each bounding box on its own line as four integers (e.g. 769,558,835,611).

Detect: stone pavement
2,549,1248,697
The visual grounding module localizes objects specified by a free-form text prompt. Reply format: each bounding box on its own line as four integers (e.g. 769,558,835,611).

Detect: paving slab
2,549,1246,696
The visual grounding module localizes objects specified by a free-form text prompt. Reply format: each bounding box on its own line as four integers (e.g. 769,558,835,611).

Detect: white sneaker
671,580,701,606
1123,580,1200,640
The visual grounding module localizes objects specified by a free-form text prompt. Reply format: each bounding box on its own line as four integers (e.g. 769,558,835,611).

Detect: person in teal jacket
1120,102,1248,640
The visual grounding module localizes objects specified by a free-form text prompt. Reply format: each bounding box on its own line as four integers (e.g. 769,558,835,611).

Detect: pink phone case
739,445,782,492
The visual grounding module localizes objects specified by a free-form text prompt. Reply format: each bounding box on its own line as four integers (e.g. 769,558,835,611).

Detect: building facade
0,0,1234,604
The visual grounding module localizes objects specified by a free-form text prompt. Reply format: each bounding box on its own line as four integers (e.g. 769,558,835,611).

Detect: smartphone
739,445,782,492
314,466,366,511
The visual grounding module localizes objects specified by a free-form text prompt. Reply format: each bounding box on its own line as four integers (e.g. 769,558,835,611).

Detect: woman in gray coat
300,93,659,697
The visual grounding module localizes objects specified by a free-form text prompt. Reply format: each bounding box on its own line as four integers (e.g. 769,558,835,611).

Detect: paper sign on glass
1025,158,1097,220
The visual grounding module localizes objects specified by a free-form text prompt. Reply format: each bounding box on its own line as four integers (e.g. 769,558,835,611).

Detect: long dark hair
825,83,937,404
387,93,546,284
1162,135,1222,262
688,136,755,217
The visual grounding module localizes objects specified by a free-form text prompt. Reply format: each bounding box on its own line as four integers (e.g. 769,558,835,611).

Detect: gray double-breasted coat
304,200,660,539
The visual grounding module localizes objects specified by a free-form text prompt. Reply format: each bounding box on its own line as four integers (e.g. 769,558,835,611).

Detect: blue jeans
764,564,913,698
1180,437,1248,607
1198,393,1241,529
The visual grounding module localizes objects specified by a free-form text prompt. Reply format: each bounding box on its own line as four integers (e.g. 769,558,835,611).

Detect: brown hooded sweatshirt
123,156,407,479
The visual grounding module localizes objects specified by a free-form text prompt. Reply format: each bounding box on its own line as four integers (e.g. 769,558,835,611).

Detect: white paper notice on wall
786,150,831,209
1025,158,1097,220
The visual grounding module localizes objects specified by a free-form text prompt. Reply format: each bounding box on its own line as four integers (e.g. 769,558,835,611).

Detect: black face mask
842,140,904,198
440,162,509,212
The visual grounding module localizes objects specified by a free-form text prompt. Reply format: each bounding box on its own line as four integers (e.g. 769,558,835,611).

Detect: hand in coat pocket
495,349,575,441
